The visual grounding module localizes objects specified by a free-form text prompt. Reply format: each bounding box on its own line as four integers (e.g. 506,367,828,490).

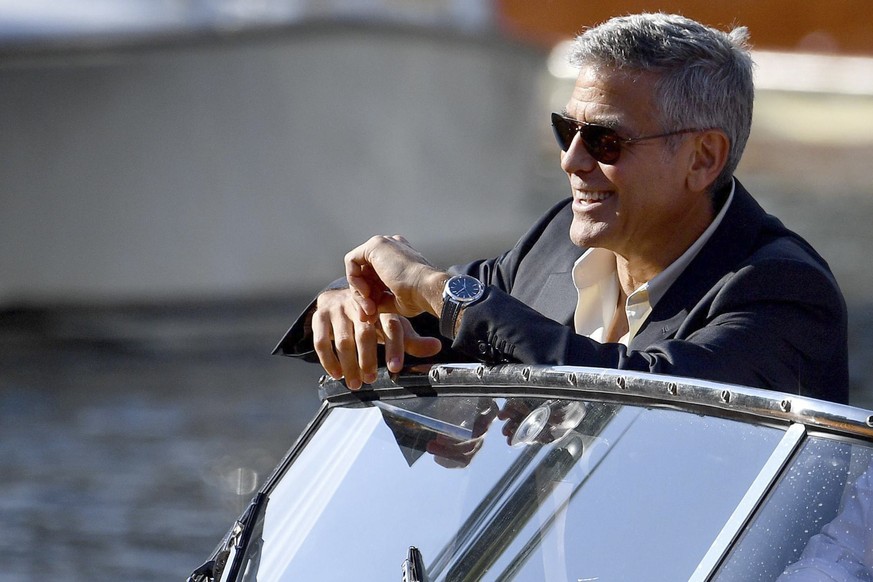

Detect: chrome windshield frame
318,364,873,441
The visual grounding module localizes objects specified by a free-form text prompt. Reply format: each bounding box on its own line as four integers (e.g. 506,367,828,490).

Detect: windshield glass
238,395,785,581
714,435,873,581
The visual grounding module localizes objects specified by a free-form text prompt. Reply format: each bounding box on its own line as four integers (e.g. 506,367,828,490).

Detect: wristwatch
440,274,485,339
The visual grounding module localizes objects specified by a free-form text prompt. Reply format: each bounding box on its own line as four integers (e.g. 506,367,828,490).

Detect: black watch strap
440,297,463,339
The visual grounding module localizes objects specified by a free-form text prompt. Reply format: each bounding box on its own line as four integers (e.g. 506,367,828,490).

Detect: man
275,13,849,403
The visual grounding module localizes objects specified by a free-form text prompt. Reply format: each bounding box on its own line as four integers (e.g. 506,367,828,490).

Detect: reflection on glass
508,400,588,448
373,397,499,469
235,395,784,581
715,437,873,582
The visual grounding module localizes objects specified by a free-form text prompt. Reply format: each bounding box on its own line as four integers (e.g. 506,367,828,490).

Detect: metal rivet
866,415,873,428
779,399,792,413
720,390,731,403
615,377,626,390
668,383,678,396
522,367,532,382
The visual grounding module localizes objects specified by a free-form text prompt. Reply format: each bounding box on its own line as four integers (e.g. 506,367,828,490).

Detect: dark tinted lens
579,125,622,164
551,113,576,151
550,113,623,164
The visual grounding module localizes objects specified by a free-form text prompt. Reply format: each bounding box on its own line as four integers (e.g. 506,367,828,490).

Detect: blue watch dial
447,275,484,302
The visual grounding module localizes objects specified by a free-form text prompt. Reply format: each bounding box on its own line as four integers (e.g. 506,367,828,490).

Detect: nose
560,131,598,175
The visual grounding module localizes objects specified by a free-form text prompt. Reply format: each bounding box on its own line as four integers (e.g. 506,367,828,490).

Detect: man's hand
425,399,499,468
344,235,449,321
311,288,442,390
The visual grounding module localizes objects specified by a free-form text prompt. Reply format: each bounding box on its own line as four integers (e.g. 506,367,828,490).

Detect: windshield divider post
689,422,807,581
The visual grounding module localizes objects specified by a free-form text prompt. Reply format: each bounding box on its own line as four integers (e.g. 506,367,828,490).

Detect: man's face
562,67,711,261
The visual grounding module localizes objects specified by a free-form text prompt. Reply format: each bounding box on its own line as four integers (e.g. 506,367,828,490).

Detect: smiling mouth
576,191,613,203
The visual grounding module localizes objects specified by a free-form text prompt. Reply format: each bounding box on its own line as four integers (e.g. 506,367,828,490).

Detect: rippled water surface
0,301,323,581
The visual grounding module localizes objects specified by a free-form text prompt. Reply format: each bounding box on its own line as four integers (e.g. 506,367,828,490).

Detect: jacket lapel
630,180,767,349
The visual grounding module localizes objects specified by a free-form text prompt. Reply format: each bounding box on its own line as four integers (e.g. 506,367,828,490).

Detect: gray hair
569,13,754,192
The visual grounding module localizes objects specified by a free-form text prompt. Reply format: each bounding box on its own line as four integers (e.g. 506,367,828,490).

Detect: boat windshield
714,435,873,581
233,394,787,581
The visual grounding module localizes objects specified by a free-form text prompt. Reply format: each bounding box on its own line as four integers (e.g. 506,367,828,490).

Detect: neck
614,212,714,296
615,255,647,296
612,182,730,295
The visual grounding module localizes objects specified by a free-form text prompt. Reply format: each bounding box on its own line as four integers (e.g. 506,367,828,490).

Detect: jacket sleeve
452,256,848,403
271,277,349,359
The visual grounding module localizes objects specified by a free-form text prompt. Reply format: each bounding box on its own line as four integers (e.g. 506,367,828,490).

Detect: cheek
598,166,630,199
606,159,675,205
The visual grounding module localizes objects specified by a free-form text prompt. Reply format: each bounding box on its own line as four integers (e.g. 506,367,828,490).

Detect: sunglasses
551,112,702,165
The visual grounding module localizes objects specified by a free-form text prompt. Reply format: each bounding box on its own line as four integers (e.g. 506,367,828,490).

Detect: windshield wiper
402,546,430,582
188,493,268,582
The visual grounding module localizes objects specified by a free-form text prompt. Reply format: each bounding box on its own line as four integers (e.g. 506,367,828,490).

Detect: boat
189,363,873,581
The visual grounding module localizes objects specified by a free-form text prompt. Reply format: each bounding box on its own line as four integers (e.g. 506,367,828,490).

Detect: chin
569,222,609,249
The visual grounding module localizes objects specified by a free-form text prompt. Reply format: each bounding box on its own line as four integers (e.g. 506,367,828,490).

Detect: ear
686,130,730,193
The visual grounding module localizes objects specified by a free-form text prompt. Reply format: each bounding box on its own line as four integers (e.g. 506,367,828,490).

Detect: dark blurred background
1,1,872,580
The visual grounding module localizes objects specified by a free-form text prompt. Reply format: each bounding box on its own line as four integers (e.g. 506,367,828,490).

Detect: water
0,300,323,580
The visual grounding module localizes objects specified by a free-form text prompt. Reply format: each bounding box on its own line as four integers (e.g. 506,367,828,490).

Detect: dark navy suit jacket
275,180,849,403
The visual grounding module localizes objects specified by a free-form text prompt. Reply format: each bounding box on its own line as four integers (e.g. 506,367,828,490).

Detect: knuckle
334,334,356,351
382,316,402,335
355,322,375,340
312,336,332,352
311,305,329,321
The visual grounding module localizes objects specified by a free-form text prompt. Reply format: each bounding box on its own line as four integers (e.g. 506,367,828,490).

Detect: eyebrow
558,108,625,132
